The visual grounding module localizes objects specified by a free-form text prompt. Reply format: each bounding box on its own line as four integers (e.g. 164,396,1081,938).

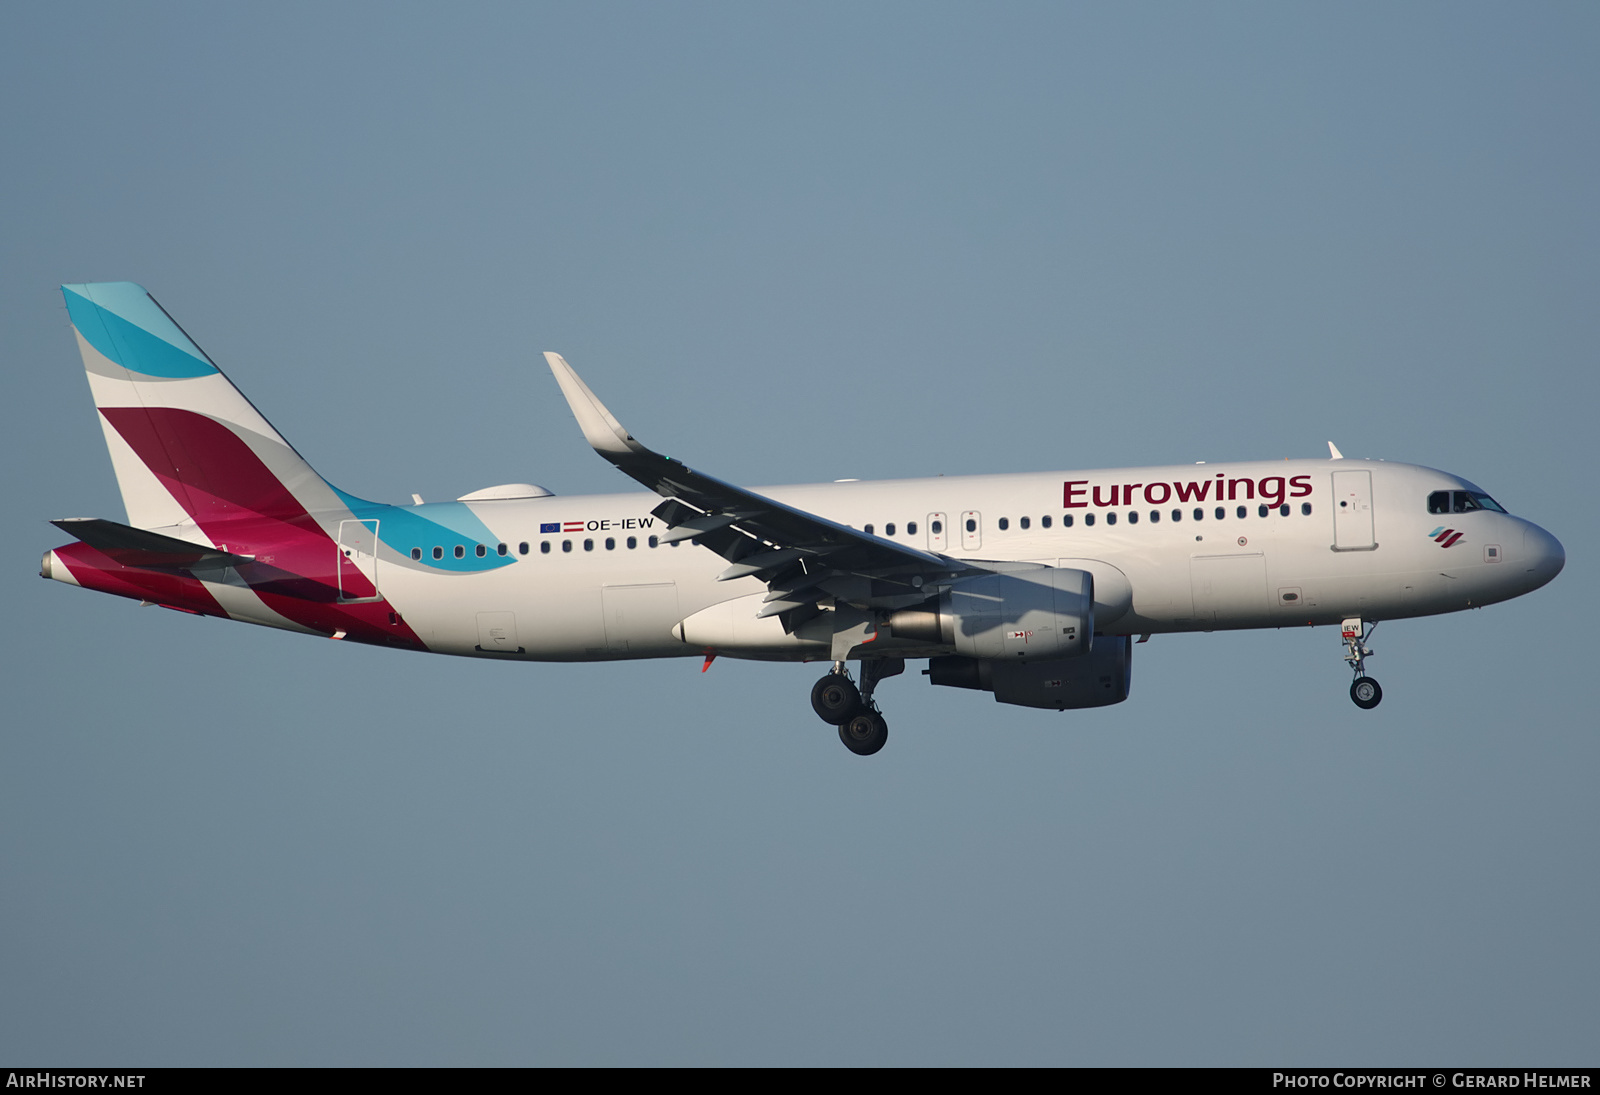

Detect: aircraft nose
1520,523,1565,589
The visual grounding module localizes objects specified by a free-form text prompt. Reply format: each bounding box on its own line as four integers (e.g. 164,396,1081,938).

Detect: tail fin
62,282,337,532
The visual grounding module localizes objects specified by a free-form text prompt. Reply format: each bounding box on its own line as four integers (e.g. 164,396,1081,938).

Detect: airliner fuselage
181,460,1543,662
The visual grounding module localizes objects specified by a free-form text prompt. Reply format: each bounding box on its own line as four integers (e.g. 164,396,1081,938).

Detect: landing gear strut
811,658,902,755
1341,617,1382,710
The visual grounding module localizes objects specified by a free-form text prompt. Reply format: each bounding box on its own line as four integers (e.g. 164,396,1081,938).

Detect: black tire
1350,676,1383,710
839,712,888,756
811,674,862,725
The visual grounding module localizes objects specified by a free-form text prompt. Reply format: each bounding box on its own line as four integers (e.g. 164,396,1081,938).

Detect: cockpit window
1428,490,1507,515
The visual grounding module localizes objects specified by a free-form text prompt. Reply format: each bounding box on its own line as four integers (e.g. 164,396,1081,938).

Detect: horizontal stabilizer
51,518,254,571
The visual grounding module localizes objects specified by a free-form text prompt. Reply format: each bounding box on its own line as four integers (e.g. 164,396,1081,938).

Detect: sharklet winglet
544,352,648,458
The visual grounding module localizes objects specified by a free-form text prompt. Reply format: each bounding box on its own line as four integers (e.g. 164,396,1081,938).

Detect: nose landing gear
1342,617,1382,710
1350,675,1383,710
811,658,902,755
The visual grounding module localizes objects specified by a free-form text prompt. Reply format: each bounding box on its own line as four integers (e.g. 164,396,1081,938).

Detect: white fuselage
370,458,1561,662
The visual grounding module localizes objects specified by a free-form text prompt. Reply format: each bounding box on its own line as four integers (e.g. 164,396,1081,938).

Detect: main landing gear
1341,617,1383,710
811,658,902,756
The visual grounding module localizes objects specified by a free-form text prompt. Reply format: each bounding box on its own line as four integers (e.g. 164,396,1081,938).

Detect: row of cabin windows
1071,503,1313,526
410,502,1321,561
860,503,1314,535
410,535,677,561
862,521,921,537
548,536,677,553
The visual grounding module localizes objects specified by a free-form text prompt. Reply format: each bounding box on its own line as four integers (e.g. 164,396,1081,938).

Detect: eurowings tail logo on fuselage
1428,527,1465,548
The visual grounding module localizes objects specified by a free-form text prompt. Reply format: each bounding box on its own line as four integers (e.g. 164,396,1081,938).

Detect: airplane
41,282,1566,755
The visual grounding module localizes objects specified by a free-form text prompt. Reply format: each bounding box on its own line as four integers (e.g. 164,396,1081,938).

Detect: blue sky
3,2,1596,1065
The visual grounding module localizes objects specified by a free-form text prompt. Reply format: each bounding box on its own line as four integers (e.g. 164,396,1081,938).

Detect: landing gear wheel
811,674,862,725
1350,676,1383,710
839,711,888,756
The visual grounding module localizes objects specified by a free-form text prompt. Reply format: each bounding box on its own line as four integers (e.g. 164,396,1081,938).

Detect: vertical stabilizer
61,283,337,534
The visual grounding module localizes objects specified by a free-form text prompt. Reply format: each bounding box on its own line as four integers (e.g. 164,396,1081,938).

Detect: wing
544,352,983,629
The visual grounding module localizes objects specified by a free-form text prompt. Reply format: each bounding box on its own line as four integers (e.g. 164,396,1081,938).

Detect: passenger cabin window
1236,506,1247,519
1106,512,1117,526
1020,516,1030,530
627,536,637,549
433,546,443,560
1041,515,1052,529
410,548,422,560
886,523,896,536
1127,511,1137,524
1172,509,1182,522
1301,503,1312,516
997,517,1009,531
864,524,874,535
455,545,466,559
540,541,551,554
1214,507,1225,520
908,521,918,535
519,542,529,555
1063,514,1073,527
476,544,487,557
1084,513,1094,526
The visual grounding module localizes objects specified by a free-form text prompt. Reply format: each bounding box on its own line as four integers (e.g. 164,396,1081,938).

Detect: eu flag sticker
540,522,560,534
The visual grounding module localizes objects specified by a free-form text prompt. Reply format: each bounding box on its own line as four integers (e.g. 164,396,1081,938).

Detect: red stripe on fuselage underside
98,406,427,650
54,542,230,617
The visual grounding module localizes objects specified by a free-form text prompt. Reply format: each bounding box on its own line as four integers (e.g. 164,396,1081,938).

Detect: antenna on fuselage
1327,441,1344,460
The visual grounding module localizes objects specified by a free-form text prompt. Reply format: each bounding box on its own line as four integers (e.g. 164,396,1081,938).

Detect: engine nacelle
927,635,1133,710
888,568,1092,661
